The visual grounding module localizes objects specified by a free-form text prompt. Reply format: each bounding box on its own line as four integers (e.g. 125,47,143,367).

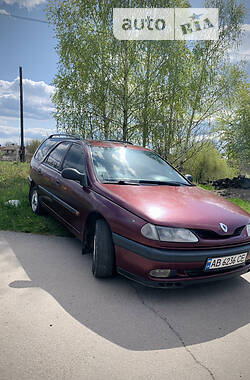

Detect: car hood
96,183,250,234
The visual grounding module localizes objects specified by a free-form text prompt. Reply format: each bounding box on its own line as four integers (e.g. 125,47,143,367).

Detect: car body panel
29,137,250,287
90,183,250,249
93,183,249,230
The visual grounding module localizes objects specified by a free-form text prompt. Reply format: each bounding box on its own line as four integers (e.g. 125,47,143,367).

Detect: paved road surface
1,230,250,380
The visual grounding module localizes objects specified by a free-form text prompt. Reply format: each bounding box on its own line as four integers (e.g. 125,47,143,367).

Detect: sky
0,0,249,146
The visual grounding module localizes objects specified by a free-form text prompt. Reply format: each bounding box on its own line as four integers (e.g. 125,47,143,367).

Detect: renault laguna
29,135,250,288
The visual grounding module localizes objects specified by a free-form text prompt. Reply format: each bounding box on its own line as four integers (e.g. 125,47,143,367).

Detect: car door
38,141,71,216
58,143,91,234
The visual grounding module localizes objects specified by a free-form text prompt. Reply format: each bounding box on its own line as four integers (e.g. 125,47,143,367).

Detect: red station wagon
29,134,250,288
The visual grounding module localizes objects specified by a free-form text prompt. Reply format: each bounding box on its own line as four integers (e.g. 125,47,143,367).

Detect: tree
218,82,250,168
183,142,238,182
47,0,246,169
26,140,41,156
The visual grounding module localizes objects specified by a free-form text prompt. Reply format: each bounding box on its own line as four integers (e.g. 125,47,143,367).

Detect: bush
183,143,238,183
25,139,41,161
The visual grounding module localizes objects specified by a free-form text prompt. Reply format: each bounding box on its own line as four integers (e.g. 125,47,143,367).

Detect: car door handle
38,168,42,175
56,179,61,185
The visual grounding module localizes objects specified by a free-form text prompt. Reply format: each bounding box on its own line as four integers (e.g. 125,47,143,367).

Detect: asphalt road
1,230,250,380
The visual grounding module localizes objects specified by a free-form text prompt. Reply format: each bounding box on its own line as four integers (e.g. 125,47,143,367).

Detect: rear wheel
30,186,43,215
92,219,115,278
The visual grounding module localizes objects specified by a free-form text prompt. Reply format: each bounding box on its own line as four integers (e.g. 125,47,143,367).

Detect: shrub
183,143,238,183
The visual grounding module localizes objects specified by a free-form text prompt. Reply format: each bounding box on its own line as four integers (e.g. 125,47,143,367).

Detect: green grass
0,161,72,236
0,162,249,235
198,184,250,214
228,198,250,213
198,184,214,191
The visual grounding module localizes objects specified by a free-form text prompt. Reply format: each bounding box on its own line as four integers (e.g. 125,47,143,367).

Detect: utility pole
19,66,25,162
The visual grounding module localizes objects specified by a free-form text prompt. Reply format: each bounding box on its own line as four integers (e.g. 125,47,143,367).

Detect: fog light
149,269,171,278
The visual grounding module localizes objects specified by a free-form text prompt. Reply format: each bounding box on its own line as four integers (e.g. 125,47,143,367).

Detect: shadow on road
5,232,250,351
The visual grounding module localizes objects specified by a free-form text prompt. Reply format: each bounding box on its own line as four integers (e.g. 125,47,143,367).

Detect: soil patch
214,188,250,201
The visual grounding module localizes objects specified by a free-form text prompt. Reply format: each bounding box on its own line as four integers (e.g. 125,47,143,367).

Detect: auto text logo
113,8,218,40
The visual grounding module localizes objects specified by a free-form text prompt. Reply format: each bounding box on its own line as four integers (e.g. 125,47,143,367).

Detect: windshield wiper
102,179,140,185
138,180,189,186
102,179,190,186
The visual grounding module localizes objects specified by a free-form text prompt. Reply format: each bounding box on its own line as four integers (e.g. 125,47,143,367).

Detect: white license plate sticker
205,253,247,271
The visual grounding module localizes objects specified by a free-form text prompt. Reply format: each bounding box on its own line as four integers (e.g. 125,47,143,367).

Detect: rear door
39,141,70,215
58,143,91,234
30,138,59,187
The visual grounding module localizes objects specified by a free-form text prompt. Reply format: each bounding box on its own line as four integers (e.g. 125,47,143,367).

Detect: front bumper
117,265,250,288
113,233,250,287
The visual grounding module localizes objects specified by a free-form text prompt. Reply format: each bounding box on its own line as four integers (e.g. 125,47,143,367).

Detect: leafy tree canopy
47,0,247,171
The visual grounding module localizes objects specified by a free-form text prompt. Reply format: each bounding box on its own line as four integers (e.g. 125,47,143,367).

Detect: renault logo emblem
220,223,228,233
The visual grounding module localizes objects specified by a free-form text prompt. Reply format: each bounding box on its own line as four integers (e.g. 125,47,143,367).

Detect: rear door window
62,143,85,173
34,139,58,161
45,142,70,171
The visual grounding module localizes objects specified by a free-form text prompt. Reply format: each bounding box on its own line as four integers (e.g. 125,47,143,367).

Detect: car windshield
90,146,190,185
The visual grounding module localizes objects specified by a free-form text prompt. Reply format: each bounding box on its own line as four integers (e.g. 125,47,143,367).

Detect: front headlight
141,223,198,243
247,224,250,237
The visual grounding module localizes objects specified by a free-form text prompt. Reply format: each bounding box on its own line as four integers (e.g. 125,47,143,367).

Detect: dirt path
214,188,250,201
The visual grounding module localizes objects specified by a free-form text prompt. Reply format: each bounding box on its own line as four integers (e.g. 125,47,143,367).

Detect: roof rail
48,133,82,140
104,139,133,145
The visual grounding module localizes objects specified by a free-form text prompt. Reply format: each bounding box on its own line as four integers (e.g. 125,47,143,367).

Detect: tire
29,186,43,215
92,219,115,278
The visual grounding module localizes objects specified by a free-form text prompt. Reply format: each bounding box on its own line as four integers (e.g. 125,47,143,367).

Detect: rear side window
62,144,85,173
45,142,70,170
34,139,57,161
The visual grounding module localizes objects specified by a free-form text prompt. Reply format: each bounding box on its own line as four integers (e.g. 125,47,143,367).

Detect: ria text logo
113,8,218,40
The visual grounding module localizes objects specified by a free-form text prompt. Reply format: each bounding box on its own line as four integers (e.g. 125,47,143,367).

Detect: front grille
192,226,245,240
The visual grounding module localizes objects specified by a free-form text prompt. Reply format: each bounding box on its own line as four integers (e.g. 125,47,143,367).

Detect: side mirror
62,168,87,187
185,174,193,183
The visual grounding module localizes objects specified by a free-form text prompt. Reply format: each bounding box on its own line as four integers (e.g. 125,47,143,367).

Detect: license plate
205,252,247,271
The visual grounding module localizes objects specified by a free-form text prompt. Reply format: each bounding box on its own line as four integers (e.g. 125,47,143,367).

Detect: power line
0,12,48,24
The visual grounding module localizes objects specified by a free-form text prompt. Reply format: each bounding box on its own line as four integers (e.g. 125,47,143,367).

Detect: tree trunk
142,47,151,147
122,41,129,141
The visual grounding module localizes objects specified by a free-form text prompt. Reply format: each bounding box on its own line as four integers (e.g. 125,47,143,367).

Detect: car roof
48,135,150,151
86,140,149,150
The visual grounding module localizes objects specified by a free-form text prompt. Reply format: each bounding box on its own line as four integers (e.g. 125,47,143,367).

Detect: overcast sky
0,0,249,146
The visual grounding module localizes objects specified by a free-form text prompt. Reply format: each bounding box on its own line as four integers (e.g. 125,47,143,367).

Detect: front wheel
30,186,43,215
92,219,115,278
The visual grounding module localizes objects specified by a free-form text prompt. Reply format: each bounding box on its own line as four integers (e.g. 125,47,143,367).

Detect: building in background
0,144,19,161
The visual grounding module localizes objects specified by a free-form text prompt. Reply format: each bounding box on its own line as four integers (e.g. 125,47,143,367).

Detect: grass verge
228,198,250,213
198,184,250,213
0,161,71,236
198,184,215,191
0,162,249,236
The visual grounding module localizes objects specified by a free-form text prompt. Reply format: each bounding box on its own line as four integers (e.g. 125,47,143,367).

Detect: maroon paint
30,139,250,286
